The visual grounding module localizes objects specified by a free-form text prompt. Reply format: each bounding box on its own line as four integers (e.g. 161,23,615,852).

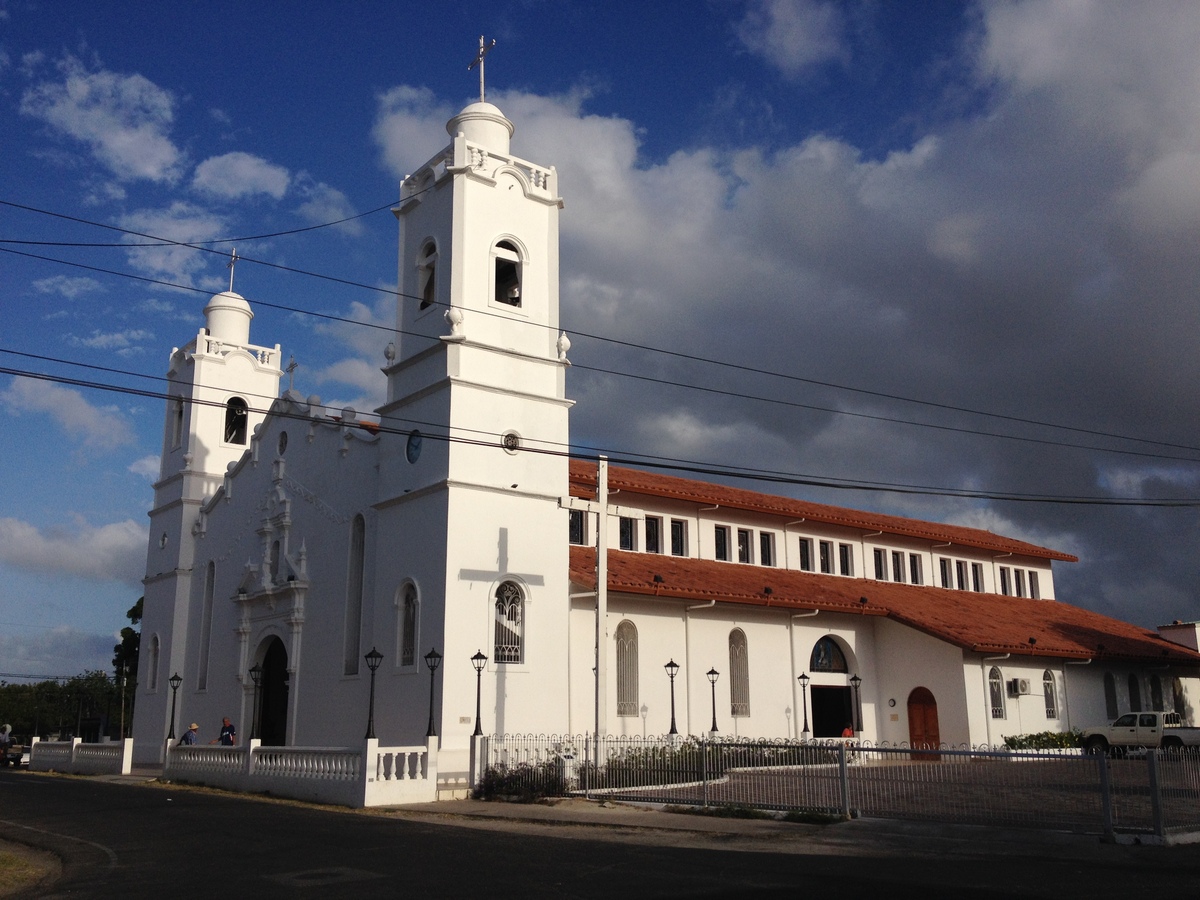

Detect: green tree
112,597,142,737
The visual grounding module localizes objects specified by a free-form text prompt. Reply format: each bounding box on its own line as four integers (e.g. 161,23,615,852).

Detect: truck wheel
1085,737,1109,756
1162,737,1184,753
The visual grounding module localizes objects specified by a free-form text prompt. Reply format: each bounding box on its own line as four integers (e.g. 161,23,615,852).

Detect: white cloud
0,627,119,680
294,176,362,235
373,85,455,177
0,516,146,586
20,54,183,183
69,329,153,352
32,275,104,299
118,202,227,287
128,455,161,480
734,0,847,77
313,357,382,394
192,151,290,199
0,377,135,451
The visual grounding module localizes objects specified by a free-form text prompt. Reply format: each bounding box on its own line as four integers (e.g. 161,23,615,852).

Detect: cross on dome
468,35,496,103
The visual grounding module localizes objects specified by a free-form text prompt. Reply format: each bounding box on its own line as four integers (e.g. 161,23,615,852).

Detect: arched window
615,620,638,716
989,667,1005,719
1043,670,1057,719
493,240,522,307
1128,673,1142,712
343,515,365,675
198,561,215,690
224,396,248,444
729,629,750,717
1150,675,1164,711
810,636,847,673
1104,672,1119,719
418,241,437,310
148,634,160,691
171,396,184,449
494,581,524,664
269,540,280,582
399,583,418,667
1173,677,1187,718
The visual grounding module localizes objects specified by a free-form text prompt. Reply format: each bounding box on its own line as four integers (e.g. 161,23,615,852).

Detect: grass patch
0,846,54,896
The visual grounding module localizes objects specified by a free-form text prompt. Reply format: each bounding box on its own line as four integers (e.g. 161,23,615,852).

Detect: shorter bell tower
134,289,282,763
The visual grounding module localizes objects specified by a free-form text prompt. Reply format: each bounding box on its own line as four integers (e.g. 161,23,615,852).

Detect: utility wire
4,196,1196,458
3,357,1199,508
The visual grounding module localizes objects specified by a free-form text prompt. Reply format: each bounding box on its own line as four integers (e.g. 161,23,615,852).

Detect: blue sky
3,0,1200,679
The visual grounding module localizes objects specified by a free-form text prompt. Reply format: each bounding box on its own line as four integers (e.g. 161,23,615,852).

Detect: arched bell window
224,396,248,444
493,240,522,307
494,581,524,664
417,241,437,310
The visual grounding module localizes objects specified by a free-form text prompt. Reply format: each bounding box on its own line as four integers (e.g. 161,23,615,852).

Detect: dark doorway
259,637,289,746
811,686,853,738
907,686,940,760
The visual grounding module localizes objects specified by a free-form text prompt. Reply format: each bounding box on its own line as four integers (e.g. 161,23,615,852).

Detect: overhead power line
2,355,1199,508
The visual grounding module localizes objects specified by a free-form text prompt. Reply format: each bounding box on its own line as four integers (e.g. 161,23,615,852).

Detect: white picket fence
29,737,134,776
163,737,437,807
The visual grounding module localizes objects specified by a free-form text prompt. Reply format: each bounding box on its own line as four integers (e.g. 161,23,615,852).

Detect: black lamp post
471,650,487,737
424,647,442,738
850,673,862,734
664,659,680,736
798,672,810,740
707,667,720,734
364,646,384,739
248,664,263,740
167,672,182,740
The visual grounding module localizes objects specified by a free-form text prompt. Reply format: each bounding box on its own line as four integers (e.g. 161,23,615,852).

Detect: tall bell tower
375,97,573,762
134,289,282,762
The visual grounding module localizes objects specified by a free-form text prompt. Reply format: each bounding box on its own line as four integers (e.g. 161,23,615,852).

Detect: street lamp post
707,668,720,734
471,650,487,737
798,673,811,741
248,664,263,740
424,647,442,738
167,672,182,740
850,673,862,734
640,703,648,739
364,646,384,739
664,659,680,736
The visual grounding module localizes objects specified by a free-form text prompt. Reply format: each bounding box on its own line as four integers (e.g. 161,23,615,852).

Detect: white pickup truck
1082,711,1200,754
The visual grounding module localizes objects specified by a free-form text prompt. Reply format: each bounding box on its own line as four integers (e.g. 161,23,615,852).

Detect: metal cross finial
285,356,298,391
227,247,239,292
468,35,496,103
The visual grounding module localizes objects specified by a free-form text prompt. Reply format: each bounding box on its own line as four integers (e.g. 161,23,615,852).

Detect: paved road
4,769,1200,898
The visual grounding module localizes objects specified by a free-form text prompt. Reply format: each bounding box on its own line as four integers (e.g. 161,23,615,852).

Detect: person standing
179,723,200,745
209,717,236,746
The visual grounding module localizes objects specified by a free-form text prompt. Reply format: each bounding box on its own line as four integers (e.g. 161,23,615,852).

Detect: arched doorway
258,637,289,746
907,687,940,760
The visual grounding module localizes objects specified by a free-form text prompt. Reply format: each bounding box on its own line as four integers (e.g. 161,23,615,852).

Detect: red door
907,687,940,760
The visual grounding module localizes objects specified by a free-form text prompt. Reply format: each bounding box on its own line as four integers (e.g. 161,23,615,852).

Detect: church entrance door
811,686,853,738
259,637,289,746
907,687,940,760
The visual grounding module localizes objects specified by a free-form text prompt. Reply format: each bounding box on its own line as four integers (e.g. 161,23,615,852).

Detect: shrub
1002,729,1082,750
472,761,567,802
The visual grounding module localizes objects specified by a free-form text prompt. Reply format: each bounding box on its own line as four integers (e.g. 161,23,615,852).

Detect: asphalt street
4,768,1200,898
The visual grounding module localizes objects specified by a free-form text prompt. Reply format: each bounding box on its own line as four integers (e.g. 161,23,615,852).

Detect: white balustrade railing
30,738,133,776
164,737,437,808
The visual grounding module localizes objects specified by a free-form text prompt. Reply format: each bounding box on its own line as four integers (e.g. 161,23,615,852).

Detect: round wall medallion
406,430,423,464
501,431,521,453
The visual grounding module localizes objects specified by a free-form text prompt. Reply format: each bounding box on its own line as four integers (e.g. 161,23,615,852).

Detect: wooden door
907,687,940,760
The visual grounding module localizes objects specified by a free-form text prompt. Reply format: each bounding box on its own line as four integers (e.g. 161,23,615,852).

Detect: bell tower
134,289,282,762
375,98,573,759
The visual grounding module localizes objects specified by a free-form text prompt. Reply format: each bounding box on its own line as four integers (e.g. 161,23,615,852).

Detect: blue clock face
405,430,422,464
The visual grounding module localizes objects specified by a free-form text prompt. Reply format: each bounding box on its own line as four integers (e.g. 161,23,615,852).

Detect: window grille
401,584,417,667
615,620,638,716
729,629,750,717
1043,670,1057,718
494,581,524,664
989,667,1005,719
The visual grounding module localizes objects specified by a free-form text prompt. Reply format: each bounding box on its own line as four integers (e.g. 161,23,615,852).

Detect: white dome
203,291,254,345
447,102,514,155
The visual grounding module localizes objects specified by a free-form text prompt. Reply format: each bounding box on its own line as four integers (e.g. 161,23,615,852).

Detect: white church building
134,98,1200,782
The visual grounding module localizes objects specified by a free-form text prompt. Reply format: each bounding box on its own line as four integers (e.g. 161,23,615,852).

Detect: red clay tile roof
569,460,1077,562
569,546,1199,665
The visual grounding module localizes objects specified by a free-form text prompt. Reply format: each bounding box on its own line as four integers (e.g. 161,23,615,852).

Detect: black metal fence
476,734,1200,838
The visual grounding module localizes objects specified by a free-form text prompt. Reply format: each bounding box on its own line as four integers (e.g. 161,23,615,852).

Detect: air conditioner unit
1007,678,1032,696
